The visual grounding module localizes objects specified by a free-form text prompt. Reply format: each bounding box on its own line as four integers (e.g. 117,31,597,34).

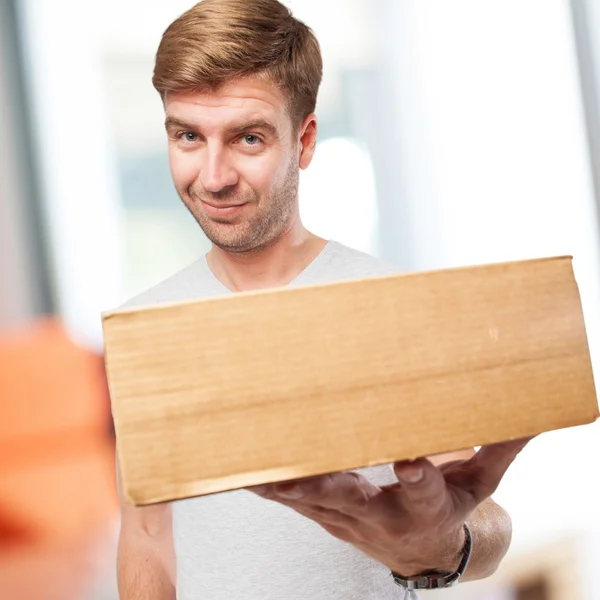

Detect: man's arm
461,497,511,580
117,468,176,599
429,449,512,580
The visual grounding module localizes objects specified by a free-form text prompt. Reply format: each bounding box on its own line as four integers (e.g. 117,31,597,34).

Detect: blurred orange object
0,533,113,600
0,318,117,546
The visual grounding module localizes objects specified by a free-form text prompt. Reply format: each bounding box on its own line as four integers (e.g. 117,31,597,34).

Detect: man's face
164,77,308,252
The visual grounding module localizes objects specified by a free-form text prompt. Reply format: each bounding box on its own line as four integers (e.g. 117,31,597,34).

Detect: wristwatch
391,523,472,591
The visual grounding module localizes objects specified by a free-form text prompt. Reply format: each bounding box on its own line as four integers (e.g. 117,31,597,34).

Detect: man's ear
298,114,317,170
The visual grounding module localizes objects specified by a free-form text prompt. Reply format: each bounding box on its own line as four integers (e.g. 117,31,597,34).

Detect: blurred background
2,0,600,598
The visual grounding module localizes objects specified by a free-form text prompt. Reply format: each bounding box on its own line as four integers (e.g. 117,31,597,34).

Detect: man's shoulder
117,256,223,311
305,241,402,285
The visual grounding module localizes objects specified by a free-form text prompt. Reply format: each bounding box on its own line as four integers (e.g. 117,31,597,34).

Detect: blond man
116,1,529,598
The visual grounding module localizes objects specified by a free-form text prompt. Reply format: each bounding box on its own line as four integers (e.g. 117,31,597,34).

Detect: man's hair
153,0,323,129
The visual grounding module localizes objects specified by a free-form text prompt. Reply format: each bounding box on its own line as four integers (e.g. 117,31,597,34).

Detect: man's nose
199,144,239,193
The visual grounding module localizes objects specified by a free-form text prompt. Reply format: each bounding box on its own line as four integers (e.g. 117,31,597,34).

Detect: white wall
377,0,600,568
16,0,125,349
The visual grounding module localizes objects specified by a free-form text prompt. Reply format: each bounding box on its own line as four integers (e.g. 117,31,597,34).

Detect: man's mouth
201,200,247,218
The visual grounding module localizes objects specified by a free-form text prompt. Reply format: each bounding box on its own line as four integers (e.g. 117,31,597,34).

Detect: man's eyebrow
228,119,280,138
164,116,280,138
164,117,195,131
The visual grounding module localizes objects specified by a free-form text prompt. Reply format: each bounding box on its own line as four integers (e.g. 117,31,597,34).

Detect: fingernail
275,484,304,499
397,467,424,484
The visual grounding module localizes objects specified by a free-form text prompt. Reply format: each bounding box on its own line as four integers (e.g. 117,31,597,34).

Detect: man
116,1,530,598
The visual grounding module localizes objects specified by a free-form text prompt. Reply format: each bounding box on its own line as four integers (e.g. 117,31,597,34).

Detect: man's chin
201,224,256,253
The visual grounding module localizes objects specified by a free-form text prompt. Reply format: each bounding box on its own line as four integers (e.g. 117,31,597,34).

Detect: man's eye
179,131,197,142
243,134,261,146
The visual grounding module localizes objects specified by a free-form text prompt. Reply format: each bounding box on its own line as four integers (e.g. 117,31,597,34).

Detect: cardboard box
102,256,599,505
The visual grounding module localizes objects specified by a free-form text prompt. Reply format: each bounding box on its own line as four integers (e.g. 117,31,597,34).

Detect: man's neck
206,224,328,293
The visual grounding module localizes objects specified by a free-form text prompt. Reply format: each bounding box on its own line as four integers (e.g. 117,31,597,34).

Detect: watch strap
391,523,472,590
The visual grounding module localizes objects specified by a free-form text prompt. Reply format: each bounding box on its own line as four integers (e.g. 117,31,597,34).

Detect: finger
428,448,476,468
468,436,533,501
249,480,364,528
392,458,449,517
268,472,380,516
278,497,360,526
278,501,362,542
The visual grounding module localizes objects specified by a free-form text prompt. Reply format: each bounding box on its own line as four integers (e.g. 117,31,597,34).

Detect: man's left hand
250,437,531,576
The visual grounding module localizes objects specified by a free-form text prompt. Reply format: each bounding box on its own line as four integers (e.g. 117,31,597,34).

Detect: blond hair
152,0,323,129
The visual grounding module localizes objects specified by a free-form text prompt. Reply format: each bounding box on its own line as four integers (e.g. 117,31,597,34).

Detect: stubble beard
180,161,300,254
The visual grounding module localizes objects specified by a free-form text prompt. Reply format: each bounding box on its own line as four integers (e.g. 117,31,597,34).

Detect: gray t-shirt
122,240,405,600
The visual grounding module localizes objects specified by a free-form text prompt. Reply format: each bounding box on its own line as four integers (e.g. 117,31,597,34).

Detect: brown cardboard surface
102,256,599,505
